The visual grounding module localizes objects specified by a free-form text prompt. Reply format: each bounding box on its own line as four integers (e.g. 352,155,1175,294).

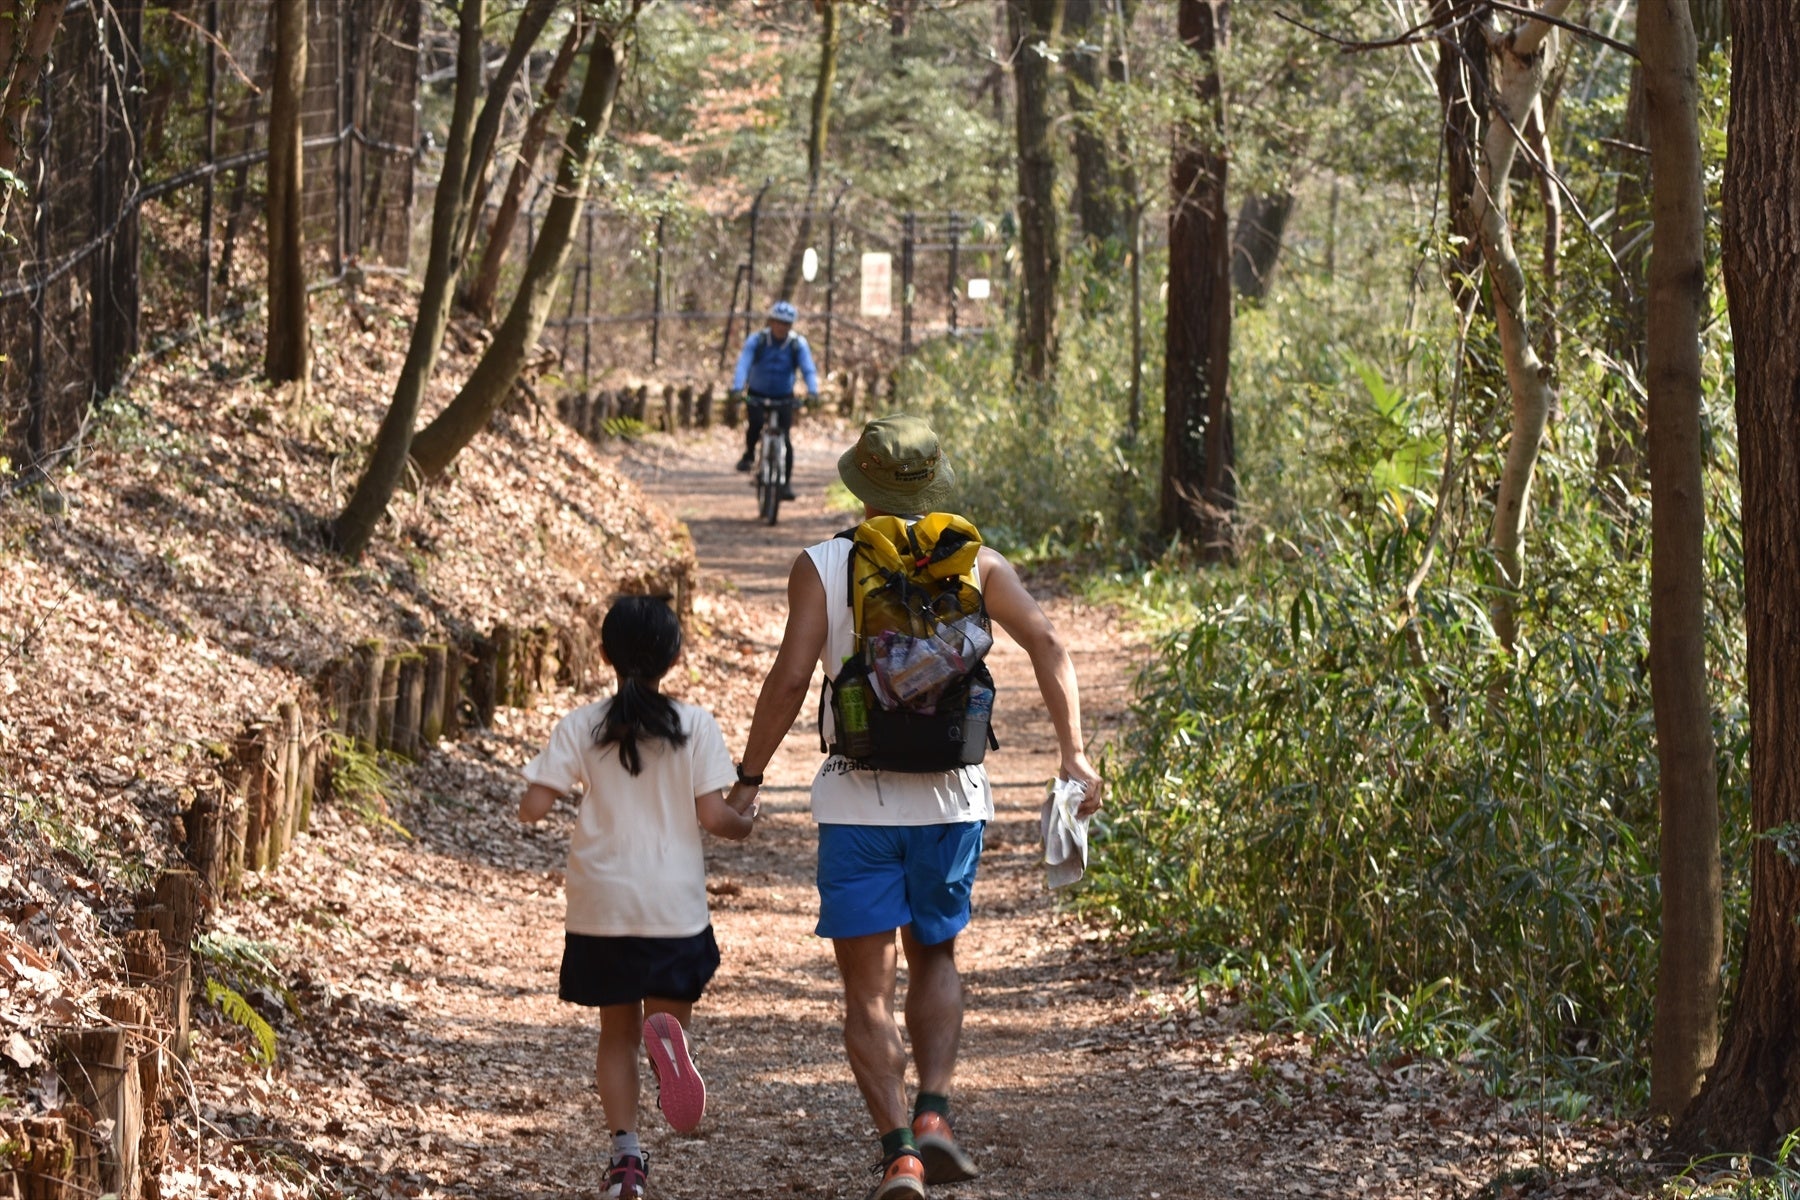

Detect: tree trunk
1230,189,1293,301
1639,0,1721,1121
1436,1,1568,651
409,29,626,481
1009,0,1063,382
1064,0,1126,246
264,0,309,386
462,12,585,322
332,0,556,559
1159,0,1232,557
0,0,69,232
1596,64,1649,499
1431,0,1488,307
332,0,555,559
779,0,840,303
1678,0,1800,1157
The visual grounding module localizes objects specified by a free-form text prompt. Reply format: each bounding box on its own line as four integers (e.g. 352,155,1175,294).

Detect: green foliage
203,979,278,1066
323,732,413,840
894,243,1167,560
600,415,650,442
195,932,293,1066
1082,414,1748,1107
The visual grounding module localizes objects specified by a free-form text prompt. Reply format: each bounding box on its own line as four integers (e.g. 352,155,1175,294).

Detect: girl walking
519,595,757,1199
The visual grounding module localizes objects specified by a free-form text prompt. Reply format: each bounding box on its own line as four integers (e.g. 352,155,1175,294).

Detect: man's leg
899,927,962,1096
833,930,909,1133
779,403,797,497
738,402,762,469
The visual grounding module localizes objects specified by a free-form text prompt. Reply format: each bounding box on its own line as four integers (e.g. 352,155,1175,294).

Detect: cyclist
731,300,819,501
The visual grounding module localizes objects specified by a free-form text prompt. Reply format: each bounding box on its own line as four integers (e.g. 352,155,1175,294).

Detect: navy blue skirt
558,926,721,1007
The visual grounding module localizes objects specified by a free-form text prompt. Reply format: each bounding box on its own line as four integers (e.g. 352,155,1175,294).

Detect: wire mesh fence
1,0,421,477
499,179,1013,392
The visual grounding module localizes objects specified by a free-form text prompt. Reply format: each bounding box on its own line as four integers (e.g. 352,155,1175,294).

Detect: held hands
1059,751,1104,819
726,779,761,820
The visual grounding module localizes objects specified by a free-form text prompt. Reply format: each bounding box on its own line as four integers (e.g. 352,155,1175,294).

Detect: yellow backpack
822,514,999,772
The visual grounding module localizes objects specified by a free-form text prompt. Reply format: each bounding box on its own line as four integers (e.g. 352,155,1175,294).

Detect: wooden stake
420,643,448,747
443,644,468,738
56,1023,142,1200
491,625,515,715
394,653,425,760
350,639,386,750
376,653,401,751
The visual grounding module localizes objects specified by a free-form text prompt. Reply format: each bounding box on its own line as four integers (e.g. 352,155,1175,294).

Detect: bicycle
748,393,796,525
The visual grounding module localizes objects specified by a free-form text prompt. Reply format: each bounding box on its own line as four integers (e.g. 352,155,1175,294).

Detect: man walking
728,415,1104,1198
730,299,819,500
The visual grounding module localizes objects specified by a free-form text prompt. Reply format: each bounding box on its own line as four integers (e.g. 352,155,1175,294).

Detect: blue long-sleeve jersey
731,328,819,397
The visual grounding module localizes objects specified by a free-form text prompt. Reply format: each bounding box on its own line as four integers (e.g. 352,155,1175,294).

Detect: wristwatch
736,763,764,787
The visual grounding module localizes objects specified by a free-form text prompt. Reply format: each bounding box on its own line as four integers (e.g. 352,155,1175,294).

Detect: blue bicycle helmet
769,300,798,323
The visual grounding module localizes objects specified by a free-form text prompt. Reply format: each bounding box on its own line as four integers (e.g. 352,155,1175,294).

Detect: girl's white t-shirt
803,536,994,827
522,699,738,938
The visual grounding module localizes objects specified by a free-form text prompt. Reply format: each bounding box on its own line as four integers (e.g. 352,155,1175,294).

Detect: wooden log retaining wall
0,556,695,1196
552,366,896,446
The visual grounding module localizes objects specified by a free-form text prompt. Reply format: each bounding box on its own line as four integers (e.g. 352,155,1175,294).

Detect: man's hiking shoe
736,453,754,471
865,1150,927,1200
912,1111,979,1184
643,1012,706,1133
605,1153,648,1199
779,485,798,501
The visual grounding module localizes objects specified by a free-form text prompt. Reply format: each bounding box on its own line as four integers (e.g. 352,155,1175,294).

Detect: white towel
1040,778,1090,890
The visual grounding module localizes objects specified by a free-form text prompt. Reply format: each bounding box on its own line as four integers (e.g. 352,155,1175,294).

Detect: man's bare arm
978,547,1104,815
734,553,829,796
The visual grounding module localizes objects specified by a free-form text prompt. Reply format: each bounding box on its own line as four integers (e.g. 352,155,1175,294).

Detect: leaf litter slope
215,423,1645,1199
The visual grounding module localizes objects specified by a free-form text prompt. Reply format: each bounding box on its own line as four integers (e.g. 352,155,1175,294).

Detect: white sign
860,252,893,318
802,247,819,283
966,277,991,300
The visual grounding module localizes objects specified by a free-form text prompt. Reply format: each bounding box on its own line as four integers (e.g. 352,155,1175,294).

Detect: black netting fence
500,180,1012,391
2,0,420,476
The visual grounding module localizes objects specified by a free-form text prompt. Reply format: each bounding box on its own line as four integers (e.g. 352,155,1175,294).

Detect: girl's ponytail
593,596,687,776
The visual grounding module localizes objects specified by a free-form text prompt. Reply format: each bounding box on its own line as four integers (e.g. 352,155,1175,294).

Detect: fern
322,731,414,839
204,979,278,1065
601,415,648,441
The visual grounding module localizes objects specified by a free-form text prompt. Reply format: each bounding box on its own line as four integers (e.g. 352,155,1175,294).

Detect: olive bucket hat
837,414,958,516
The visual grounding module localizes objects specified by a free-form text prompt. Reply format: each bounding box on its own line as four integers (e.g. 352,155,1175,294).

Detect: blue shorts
815,822,986,945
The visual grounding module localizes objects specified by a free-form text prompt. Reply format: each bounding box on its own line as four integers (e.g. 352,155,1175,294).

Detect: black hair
593,595,688,776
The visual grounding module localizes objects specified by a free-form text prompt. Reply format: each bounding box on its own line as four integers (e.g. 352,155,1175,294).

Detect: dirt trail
223,422,1617,1200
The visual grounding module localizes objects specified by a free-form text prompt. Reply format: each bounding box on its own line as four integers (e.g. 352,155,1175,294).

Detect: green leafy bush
1082,483,1749,1108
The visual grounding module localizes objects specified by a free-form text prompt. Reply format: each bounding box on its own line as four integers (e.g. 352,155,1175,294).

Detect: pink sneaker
642,1012,706,1133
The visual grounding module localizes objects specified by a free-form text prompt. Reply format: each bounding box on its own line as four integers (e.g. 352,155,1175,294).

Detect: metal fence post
25,70,52,468
651,211,664,367
746,179,769,320
900,210,915,356
824,181,848,377
202,0,218,321
947,210,961,334
582,209,595,384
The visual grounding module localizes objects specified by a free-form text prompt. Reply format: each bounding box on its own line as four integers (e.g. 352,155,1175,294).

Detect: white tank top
803,535,993,826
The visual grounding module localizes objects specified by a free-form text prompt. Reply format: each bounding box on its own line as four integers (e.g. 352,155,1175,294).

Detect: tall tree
1639,0,1721,1121
1064,0,1127,246
1008,0,1063,382
1230,191,1293,301
778,0,840,303
0,0,69,232
1160,0,1232,556
1679,0,1800,1157
264,0,310,386
461,11,586,323
408,22,626,480
333,0,558,559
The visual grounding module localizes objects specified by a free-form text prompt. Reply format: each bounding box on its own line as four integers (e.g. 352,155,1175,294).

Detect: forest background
2,0,1798,1194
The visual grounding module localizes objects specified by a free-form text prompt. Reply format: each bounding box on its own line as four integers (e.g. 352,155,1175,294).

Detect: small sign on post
860,252,893,318
967,277,991,300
